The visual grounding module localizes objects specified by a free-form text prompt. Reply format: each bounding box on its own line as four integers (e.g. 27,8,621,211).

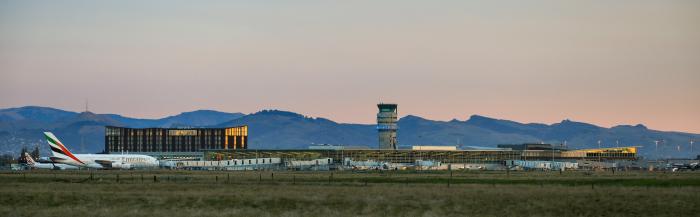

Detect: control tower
377,103,398,150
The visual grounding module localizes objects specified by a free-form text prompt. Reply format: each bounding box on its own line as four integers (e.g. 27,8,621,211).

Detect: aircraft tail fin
43,132,84,165
23,152,36,166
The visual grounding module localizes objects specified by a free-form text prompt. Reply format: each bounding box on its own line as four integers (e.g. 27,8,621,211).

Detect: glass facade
105,126,248,153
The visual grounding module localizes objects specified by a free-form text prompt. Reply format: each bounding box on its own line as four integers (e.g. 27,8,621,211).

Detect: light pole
654,140,659,159
691,140,694,153
597,140,602,162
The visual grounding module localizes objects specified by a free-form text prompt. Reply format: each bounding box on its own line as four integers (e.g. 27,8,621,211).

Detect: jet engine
111,162,132,169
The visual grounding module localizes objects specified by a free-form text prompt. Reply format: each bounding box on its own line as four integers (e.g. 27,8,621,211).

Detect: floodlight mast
654,140,659,159
597,140,602,162
690,140,694,154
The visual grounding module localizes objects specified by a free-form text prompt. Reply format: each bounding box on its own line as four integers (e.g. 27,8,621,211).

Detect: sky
1,1,699,133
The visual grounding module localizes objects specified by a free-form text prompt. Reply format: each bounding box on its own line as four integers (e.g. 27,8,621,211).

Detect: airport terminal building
105,126,248,155
202,146,638,164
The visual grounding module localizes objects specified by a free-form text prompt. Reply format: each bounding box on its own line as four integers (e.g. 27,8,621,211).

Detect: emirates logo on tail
44,132,85,165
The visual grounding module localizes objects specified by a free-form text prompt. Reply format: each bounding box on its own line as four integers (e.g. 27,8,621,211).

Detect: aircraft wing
94,160,115,168
95,159,131,169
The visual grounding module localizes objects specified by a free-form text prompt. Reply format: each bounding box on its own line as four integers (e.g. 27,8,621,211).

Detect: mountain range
1,106,698,159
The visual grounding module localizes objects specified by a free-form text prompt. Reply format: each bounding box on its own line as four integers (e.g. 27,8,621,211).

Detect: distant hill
215,110,375,149
105,110,244,128
398,115,699,159
0,106,78,130
1,106,699,159
0,106,244,155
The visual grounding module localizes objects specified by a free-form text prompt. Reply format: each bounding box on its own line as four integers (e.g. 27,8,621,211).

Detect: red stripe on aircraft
55,140,85,165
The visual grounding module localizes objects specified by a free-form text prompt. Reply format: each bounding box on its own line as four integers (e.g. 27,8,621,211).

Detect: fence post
447,174,451,188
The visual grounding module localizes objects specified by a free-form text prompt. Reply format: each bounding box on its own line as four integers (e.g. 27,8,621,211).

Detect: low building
308,144,371,150
498,143,556,150
411,146,457,151
203,146,638,167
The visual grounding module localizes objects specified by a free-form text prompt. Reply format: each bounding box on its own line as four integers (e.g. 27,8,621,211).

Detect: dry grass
1,170,699,217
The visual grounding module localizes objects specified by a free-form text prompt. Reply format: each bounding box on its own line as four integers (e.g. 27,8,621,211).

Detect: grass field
2,170,699,217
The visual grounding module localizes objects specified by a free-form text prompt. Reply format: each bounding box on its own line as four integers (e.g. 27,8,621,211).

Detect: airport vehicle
44,132,159,169
23,152,79,170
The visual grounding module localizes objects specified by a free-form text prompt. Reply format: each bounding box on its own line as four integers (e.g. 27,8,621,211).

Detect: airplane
23,152,79,170
668,162,699,172
44,132,159,169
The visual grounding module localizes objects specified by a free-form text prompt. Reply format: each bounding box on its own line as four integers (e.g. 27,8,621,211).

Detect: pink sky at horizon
1,1,699,133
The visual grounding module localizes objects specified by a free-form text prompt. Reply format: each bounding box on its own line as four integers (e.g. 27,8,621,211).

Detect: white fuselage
64,154,159,169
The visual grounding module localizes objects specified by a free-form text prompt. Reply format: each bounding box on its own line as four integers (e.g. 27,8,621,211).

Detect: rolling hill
1,106,698,159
